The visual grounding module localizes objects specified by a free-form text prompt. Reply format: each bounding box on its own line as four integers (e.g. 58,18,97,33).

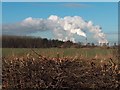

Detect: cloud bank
2,15,108,43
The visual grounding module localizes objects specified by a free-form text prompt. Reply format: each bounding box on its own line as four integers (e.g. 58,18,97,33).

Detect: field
2,48,120,89
2,48,116,58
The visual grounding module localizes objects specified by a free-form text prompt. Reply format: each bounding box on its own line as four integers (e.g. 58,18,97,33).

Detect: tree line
2,35,118,48
2,35,65,48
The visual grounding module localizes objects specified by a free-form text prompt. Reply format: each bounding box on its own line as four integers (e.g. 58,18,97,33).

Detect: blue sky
2,0,120,2
2,2,118,44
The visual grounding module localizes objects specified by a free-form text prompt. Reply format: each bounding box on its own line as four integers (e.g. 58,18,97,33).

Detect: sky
0,2,1,36
2,0,120,2
2,2,118,45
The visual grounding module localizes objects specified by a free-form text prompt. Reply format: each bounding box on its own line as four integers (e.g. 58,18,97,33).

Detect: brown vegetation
2,50,120,89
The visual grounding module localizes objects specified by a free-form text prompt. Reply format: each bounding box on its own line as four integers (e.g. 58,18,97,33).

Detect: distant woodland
2,35,118,48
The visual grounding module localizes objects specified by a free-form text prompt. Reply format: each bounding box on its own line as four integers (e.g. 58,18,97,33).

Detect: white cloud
2,15,108,43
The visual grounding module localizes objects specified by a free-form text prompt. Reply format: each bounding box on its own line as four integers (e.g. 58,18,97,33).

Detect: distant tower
99,43,102,46
85,37,87,46
107,43,109,46
114,43,117,46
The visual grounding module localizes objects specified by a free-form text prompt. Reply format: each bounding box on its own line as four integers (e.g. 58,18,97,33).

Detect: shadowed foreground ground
2,53,120,89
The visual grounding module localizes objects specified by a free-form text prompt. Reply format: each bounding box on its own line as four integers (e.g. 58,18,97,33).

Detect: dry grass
2,49,120,89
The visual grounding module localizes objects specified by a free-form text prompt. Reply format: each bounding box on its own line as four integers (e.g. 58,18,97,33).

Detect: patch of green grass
2,48,116,58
